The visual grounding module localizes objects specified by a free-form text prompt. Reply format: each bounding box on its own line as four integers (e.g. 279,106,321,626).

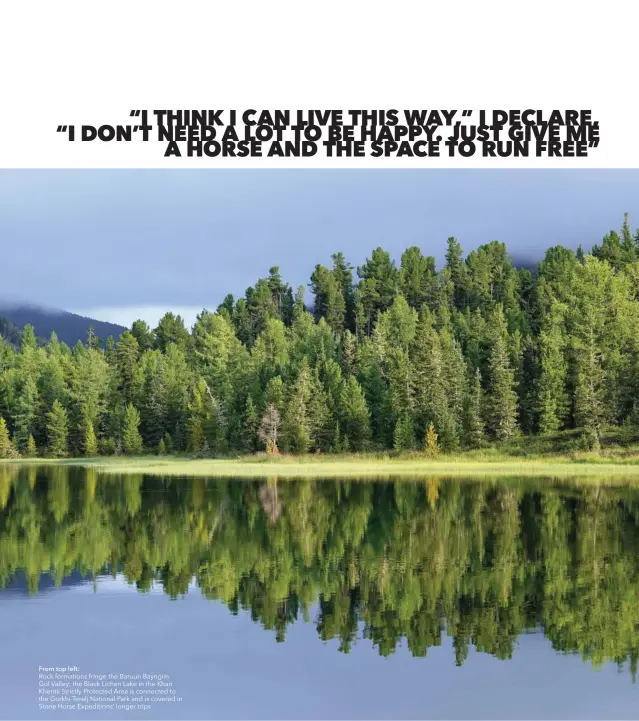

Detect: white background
1,0,637,168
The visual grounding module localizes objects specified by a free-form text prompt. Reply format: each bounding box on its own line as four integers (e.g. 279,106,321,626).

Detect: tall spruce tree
536,311,569,435
47,400,69,458
122,403,143,455
84,420,98,457
464,368,485,448
0,416,15,458
393,413,415,451
485,308,519,442
339,376,372,451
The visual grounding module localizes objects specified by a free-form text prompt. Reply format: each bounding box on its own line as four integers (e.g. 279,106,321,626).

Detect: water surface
0,466,638,719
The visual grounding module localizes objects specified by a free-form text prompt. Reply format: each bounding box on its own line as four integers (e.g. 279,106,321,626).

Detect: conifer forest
2,215,639,459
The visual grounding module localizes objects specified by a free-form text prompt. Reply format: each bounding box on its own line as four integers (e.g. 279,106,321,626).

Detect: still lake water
0,466,638,719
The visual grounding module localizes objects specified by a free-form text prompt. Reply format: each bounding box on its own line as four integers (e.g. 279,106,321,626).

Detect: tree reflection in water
0,465,638,679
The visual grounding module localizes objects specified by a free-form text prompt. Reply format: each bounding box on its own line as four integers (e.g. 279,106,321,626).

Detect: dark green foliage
485,308,519,442
464,369,485,449
122,404,143,455
340,376,372,451
0,416,16,458
26,434,37,458
46,399,69,458
393,413,415,451
1,215,639,456
84,420,98,456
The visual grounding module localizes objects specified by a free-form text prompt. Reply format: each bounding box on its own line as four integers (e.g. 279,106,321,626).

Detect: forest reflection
0,465,638,680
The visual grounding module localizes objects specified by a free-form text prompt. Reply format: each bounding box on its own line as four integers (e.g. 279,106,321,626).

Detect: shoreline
4,452,639,479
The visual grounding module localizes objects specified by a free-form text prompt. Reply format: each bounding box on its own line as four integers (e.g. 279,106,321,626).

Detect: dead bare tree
258,403,281,454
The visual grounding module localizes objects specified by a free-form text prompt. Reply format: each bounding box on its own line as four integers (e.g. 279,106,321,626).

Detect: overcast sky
1,169,638,329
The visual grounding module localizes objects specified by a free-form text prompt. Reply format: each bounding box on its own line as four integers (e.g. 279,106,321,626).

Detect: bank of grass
46,446,639,481
5,430,639,480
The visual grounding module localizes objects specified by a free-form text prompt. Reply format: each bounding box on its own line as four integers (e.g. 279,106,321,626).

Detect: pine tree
157,437,167,455
13,376,38,451
46,400,69,458
339,376,372,451
122,403,143,455
84,419,98,456
282,359,313,453
439,329,466,448
188,415,205,454
424,423,440,458
187,379,215,454
485,310,519,442
308,369,332,451
574,331,605,450
116,332,140,405
26,434,37,458
332,421,343,453
536,311,569,435
464,368,485,449
1,220,639,461
141,353,168,447
0,416,16,458
242,395,259,452
393,413,415,451
410,313,448,441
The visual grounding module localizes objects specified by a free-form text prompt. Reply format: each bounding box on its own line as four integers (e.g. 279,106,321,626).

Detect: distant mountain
0,304,127,347
511,256,539,273
0,316,24,348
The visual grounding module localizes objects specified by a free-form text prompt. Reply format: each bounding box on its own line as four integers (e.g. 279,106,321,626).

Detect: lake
0,465,638,719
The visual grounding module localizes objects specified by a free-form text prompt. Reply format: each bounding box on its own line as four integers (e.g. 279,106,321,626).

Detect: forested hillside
0,317,25,349
0,305,126,348
1,214,639,459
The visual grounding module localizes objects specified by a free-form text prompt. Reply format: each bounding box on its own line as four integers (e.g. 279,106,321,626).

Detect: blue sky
1,169,638,329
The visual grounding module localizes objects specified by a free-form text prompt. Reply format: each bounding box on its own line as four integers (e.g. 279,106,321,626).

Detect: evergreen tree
308,368,332,451
242,395,260,452
464,369,485,449
281,358,313,453
445,236,468,309
187,381,207,454
84,420,98,456
46,400,69,458
26,434,37,458
574,327,606,449
13,376,38,451
0,416,16,458
339,376,371,451
393,413,415,451
116,331,140,405
122,404,143,455
536,312,569,434
131,319,155,352
485,309,519,442
0,217,638,459
410,313,447,439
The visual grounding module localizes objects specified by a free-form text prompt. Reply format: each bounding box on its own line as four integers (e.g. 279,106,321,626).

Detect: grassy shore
4,448,639,480
4,431,639,480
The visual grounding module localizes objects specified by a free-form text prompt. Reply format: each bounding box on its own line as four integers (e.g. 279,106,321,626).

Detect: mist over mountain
0,303,126,347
